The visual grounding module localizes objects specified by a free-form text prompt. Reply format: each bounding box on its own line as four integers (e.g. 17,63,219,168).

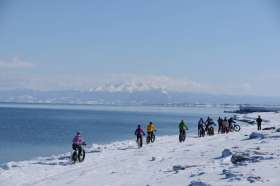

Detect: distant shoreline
225,105,280,114
0,101,254,109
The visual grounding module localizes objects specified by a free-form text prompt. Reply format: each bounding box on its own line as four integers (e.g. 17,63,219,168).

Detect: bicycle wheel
137,138,142,148
209,127,214,135
146,135,150,144
78,149,86,162
179,132,186,142
234,125,241,132
71,151,78,163
151,134,155,143
182,133,186,142
179,134,182,142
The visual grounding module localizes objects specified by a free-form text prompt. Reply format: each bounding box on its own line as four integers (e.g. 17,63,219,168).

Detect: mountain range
0,88,279,105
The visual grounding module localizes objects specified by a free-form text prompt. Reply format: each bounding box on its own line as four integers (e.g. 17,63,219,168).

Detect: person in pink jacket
72,132,85,155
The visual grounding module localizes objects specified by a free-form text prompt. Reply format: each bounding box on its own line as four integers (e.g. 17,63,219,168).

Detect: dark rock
190,172,205,177
231,152,250,164
222,169,243,181
262,127,275,130
188,181,211,186
247,176,261,183
151,157,156,161
173,165,185,171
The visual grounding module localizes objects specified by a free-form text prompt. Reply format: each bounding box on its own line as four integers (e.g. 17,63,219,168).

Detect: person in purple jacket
72,131,85,156
135,125,145,148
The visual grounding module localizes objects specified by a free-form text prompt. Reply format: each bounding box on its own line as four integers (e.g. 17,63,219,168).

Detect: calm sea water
0,103,234,164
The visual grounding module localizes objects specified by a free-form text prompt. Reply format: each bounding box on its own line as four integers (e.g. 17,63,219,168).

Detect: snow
1,112,280,186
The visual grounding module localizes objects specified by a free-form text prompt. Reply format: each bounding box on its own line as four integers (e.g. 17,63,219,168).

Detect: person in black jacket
256,115,263,130
228,117,236,132
198,118,205,137
217,117,223,134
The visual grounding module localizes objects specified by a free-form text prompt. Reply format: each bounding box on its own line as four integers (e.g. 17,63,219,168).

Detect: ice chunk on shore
249,132,265,139
221,149,232,158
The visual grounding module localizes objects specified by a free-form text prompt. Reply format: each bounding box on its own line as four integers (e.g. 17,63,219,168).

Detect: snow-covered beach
1,112,280,186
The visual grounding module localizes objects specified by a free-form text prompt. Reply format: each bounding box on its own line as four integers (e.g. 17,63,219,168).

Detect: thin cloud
0,57,34,69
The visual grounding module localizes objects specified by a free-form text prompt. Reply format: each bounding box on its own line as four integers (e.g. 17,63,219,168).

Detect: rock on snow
249,132,265,139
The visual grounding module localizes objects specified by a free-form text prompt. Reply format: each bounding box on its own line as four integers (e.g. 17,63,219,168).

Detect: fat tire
71,151,78,163
234,125,241,132
137,138,142,148
151,134,155,143
179,132,186,142
146,135,150,144
78,149,85,162
209,127,214,136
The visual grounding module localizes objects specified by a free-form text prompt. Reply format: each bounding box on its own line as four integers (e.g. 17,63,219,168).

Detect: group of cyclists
198,117,216,137
217,117,241,134
71,116,243,163
71,122,159,162
197,116,241,137
135,120,190,146
134,122,157,147
70,115,266,163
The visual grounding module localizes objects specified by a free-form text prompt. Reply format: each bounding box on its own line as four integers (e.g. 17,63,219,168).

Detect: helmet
138,124,141,128
76,131,80,135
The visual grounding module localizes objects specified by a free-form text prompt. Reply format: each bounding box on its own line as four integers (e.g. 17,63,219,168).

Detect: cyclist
135,125,145,147
179,120,188,142
205,116,215,135
72,131,85,157
146,121,157,142
198,118,205,137
228,117,236,132
217,117,223,134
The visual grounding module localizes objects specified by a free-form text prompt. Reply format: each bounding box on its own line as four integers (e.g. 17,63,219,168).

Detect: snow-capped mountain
0,86,280,105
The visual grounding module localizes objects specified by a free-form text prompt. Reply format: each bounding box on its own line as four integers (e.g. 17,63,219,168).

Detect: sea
0,103,236,164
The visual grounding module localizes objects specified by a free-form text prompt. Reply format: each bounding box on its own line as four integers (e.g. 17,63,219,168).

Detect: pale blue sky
0,0,280,95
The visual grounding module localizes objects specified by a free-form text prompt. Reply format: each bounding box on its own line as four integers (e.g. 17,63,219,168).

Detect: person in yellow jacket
147,122,156,132
146,122,157,143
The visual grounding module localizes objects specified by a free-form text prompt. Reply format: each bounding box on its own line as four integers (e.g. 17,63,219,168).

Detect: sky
0,0,280,96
